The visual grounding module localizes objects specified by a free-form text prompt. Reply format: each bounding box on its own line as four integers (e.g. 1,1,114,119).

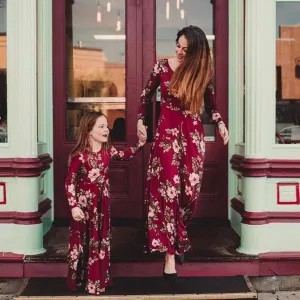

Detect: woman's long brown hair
169,26,213,115
68,111,111,165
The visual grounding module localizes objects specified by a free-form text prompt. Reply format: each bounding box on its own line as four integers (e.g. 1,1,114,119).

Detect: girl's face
89,115,110,144
176,35,188,63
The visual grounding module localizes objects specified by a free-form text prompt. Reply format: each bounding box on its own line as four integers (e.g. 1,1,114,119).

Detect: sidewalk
2,278,300,300
0,279,23,300
259,293,300,299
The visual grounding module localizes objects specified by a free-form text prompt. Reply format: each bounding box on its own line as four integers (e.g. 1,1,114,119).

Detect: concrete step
14,276,257,300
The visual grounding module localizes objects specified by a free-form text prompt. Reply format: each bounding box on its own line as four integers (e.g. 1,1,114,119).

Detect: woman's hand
71,207,85,222
218,123,229,145
137,119,147,142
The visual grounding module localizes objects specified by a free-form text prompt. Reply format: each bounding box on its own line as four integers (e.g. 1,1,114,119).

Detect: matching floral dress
138,59,223,255
65,144,142,295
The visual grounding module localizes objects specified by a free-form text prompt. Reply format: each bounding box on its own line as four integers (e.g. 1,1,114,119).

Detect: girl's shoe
175,253,184,265
163,262,177,281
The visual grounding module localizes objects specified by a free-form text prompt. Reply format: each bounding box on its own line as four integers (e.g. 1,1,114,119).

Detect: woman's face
89,115,110,144
176,35,188,63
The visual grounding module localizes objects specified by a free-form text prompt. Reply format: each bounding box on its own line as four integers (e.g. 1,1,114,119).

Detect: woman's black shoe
163,263,177,281
175,253,184,265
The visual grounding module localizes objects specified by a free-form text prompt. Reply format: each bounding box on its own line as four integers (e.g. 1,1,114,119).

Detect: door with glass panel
145,0,229,219
53,0,143,221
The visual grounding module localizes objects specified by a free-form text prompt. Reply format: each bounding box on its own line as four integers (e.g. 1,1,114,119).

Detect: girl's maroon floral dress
65,145,141,295
138,59,224,255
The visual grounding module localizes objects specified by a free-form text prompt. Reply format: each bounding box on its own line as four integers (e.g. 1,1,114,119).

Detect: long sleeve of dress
137,60,161,121
65,154,82,210
111,143,143,161
204,77,224,126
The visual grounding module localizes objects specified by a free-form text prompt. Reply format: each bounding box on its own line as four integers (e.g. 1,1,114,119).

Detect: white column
229,0,244,147
38,0,53,150
3,0,45,255
7,0,37,158
238,0,276,255
37,0,54,229
244,0,276,158
228,0,244,221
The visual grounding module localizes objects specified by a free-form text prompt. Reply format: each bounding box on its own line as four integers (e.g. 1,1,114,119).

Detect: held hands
137,120,147,146
71,207,85,222
138,135,147,146
218,123,229,145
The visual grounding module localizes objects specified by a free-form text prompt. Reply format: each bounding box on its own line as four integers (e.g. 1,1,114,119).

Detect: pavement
2,278,300,300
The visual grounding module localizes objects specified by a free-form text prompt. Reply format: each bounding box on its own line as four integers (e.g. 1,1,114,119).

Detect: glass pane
156,0,215,142
0,0,7,143
66,0,126,142
275,1,300,144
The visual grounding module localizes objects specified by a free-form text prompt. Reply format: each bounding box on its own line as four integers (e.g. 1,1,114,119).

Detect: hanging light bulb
181,0,184,3
107,1,111,12
116,18,121,31
176,0,180,10
97,5,102,23
166,1,170,20
180,8,185,19
116,10,121,31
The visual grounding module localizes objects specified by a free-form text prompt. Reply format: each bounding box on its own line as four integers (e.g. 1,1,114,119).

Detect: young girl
65,111,146,295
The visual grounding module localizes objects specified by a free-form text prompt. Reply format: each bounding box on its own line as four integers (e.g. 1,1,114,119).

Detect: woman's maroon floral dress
65,144,142,295
138,59,223,255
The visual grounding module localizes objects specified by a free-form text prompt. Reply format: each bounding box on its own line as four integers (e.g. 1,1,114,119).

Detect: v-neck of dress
166,58,175,73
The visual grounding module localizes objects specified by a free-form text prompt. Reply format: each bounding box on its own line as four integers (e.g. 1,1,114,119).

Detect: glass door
150,0,229,219
53,0,143,221
156,0,216,141
65,0,127,142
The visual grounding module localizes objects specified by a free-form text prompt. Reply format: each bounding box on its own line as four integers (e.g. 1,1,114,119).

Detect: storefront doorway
52,0,228,222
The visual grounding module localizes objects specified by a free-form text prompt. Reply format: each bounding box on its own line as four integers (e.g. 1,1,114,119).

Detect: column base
238,223,300,255
0,223,46,255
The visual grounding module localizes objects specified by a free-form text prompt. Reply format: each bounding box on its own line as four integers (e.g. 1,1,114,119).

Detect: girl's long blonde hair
68,111,111,165
169,26,213,115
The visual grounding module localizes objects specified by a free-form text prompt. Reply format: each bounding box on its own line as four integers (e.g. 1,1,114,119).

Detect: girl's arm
65,154,82,209
204,76,225,127
137,60,161,122
111,142,143,161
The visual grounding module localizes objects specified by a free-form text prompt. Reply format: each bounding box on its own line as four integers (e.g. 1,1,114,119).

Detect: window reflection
156,0,215,141
0,0,7,143
66,0,126,142
276,2,300,144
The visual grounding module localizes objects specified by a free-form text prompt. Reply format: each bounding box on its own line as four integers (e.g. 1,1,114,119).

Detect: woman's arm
204,76,224,127
137,60,161,122
204,76,229,145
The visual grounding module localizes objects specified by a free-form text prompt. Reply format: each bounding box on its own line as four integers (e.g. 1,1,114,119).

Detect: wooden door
53,0,143,221
141,0,229,220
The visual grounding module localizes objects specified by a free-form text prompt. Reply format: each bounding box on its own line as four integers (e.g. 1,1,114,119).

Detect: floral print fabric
138,59,223,255
65,144,142,295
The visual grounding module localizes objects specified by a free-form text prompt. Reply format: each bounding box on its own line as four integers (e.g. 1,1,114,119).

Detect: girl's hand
138,136,147,146
71,207,85,222
218,123,229,145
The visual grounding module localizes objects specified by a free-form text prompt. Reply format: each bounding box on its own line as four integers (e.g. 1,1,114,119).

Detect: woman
137,26,229,280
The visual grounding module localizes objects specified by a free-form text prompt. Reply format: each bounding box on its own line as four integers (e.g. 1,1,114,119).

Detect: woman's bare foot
164,253,176,274
100,288,105,293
